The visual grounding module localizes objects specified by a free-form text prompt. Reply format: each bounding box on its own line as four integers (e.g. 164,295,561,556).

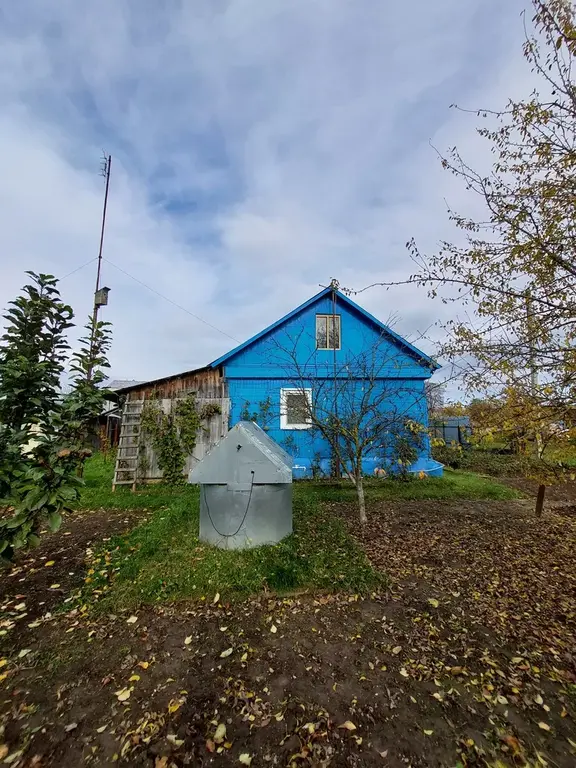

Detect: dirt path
0,500,575,767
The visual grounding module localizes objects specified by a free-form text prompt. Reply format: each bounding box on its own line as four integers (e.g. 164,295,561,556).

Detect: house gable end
211,289,436,380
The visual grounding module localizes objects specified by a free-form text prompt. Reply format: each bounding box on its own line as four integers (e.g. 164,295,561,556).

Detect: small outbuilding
189,421,293,550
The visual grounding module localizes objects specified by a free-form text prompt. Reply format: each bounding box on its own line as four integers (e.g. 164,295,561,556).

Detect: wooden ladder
112,399,145,492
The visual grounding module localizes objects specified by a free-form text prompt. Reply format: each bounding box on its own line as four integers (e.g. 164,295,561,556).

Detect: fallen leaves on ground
1,498,575,767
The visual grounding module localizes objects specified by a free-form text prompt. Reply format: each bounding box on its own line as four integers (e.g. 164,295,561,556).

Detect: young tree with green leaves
0,272,112,559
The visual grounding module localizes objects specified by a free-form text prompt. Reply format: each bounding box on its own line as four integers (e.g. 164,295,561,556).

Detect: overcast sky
0,0,534,386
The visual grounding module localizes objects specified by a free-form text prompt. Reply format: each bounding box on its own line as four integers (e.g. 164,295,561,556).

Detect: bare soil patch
1,500,575,767
500,477,576,504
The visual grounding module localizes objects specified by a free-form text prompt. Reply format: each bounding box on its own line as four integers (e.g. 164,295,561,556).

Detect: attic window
316,314,341,350
280,388,312,430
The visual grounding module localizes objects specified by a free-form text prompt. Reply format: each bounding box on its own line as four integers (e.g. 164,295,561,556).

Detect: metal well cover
188,421,293,485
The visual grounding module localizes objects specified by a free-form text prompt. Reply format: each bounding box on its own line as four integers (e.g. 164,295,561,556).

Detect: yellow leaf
213,592,220,604
214,723,226,744
239,754,252,765
423,729,434,736
137,661,149,670
241,652,248,662
399,668,409,678
538,722,551,732
0,660,7,669
392,646,402,655
45,561,55,567
49,584,60,589
96,726,106,733
432,692,443,701
168,698,183,714
428,599,439,608
338,721,356,731
270,624,277,634
115,689,131,702
184,636,193,645
534,693,544,705
126,616,138,624
129,674,140,682
220,647,233,658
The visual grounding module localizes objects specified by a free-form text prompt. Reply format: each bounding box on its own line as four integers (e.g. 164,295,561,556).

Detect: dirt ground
0,493,575,767
501,477,576,505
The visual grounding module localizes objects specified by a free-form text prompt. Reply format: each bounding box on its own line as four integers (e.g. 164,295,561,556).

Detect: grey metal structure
189,421,293,550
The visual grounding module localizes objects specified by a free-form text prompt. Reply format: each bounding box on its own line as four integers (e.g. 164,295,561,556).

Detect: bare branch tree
265,327,430,523
347,1,576,469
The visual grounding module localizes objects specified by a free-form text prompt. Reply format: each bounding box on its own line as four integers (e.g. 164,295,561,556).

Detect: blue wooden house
116,286,442,483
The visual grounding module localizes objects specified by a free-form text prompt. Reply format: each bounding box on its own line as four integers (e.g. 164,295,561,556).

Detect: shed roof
189,421,293,485
114,366,211,394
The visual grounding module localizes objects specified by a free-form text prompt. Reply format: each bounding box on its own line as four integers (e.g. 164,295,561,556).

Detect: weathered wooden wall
125,367,225,401
115,369,230,483
126,396,230,483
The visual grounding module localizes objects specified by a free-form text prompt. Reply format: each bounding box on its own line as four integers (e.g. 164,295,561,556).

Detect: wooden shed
113,367,230,488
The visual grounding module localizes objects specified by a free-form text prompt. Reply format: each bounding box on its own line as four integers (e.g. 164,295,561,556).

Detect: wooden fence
135,397,230,483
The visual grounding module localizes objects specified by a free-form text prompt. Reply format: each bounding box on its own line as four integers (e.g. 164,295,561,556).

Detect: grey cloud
0,0,532,384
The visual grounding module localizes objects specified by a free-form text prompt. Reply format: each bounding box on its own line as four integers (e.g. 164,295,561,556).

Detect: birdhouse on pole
95,286,110,308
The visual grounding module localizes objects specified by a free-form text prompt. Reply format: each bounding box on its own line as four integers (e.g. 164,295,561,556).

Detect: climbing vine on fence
140,393,221,485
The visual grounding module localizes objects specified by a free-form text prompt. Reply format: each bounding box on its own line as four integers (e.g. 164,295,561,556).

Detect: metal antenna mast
88,153,112,380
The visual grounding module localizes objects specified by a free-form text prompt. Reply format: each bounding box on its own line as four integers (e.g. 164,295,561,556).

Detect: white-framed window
316,314,341,350
280,388,312,430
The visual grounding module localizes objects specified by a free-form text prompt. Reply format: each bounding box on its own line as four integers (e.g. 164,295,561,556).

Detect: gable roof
209,287,439,370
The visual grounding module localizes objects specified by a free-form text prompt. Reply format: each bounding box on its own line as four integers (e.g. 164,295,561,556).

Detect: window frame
280,388,312,430
315,313,341,350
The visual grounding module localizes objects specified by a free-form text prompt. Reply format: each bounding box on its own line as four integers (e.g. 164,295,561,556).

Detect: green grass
435,441,576,476
83,455,520,513
82,455,382,608
78,455,519,609
86,489,382,609
307,469,521,503
81,453,198,513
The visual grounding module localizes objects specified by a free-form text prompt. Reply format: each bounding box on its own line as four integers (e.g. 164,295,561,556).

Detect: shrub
432,441,464,469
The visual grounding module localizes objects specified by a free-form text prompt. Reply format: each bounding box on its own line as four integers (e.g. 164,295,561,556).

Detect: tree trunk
356,473,367,524
535,484,546,517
